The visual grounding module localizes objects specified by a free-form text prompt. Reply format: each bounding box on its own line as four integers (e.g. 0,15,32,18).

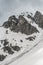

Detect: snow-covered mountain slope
0,11,43,65
0,26,42,65
9,37,43,65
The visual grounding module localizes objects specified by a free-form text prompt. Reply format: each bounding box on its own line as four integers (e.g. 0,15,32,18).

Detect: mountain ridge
0,10,43,62
2,11,41,35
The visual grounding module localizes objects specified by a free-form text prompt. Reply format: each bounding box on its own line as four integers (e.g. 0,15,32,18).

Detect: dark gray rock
6,30,8,34
3,39,9,46
18,15,26,24
0,45,1,47
0,39,9,46
2,15,18,28
27,14,35,21
2,21,10,28
34,11,43,28
20,40,23,42
3,15,39,35
3,46,14,54
12,46,20,51
0,55,6,61
26,36,36,41
8,15,18,23
13,15,39,35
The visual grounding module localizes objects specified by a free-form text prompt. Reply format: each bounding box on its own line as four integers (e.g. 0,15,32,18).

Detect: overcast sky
0,0,43,25
0,0,43,12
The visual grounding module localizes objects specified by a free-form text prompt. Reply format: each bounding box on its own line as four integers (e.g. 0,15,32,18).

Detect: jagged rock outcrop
0,55,6,61
2,15,18,28
3,15,39,35
11,15,38,35
34,11,43,28
27,14,35,21
8,15,18,23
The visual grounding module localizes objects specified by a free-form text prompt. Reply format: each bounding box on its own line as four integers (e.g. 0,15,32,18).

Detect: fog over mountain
0,0,43,25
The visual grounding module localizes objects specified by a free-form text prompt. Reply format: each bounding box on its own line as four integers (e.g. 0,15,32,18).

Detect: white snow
0,27,6,40
9,37,43,65
0,25,43,65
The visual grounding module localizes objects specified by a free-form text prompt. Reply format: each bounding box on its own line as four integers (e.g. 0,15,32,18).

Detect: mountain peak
34,11,43,28
34,11,42,20
35,11,41,15
2,13,39,35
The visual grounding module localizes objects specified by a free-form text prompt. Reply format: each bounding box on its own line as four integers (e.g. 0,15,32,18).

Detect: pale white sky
0,0,43,25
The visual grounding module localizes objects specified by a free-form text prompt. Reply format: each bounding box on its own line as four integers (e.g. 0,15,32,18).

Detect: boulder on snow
26,36,36,41
3,46,14,54
0,55,6,61
12,46,20,51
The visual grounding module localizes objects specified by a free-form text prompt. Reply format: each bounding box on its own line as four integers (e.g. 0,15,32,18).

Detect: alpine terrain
0,11,43,65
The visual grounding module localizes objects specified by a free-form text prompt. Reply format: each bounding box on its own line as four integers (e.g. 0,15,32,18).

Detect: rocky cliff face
3,15,18,28
17,15,38,35
2,13,39,35
34,11,43,28
0,11,43,62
